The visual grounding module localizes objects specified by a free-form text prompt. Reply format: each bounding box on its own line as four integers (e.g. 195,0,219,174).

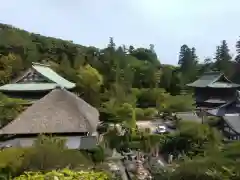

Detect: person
168,154,173,164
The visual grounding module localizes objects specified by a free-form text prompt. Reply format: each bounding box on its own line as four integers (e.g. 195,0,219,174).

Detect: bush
14,169,111,180
144,108,158,118
164,94,194,113
135,108,144,119
161,121,222,157
88,145,105,163
0,136,94,177
116,103,133,118
21,136,92,171
0,148,26,177
206,116,221,127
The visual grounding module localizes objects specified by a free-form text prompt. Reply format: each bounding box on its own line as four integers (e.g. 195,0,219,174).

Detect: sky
0,0,240,64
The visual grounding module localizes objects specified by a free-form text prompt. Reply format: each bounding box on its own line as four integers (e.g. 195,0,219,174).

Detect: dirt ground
136,121,157,132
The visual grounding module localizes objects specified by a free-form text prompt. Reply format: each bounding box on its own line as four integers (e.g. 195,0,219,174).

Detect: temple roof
0,63,75,91
223,116,240,134
187,71,240,88
0,83,60,91
0,88,99,135
207,91,240,116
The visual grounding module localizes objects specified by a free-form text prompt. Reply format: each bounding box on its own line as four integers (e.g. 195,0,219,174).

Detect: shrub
0,136,94,177
206,116,221,127
164,94,194,113
14,169,111,180
0,148,26,177
88,145,105,163
21,136,92,171
144,108,158,118
135,108,144,119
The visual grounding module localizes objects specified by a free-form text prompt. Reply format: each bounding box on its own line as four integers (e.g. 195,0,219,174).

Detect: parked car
155,125,168,134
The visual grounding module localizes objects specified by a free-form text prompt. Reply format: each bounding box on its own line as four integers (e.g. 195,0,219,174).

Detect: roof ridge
32,64,76,89
32,62,51,67
208,73,223,86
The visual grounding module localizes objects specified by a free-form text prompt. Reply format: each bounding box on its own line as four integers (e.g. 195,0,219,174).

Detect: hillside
0,23,239,125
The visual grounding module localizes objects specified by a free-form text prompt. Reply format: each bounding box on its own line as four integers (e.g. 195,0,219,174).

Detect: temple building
0,62,75,101
208,92,240,140
0,87,100,149
187,71,240,109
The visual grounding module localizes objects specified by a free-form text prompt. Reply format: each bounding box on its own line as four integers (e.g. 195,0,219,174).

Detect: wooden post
201,109,205,124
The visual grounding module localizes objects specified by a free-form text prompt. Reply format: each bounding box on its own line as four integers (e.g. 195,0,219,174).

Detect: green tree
77,64,103,106
235,37,240,63
214,40,232,75
178,45,198,84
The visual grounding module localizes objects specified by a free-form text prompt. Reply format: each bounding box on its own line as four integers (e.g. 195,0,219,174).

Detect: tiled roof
207,93,240,116
32,64,75,89
0,83,59,91
223,116,240,134
187,71,240,88
0,63,75,91
0,88,99,135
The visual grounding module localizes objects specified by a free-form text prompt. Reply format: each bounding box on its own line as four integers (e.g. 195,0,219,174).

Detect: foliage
0,136,93,177
163,94,194,113
161,121,222,157
0,93,26,127
88,145,105,163
21,136,92,172
2,21,240,180
14,168,111,180
143,108,158,118
0,148,26,176
135,108,144,119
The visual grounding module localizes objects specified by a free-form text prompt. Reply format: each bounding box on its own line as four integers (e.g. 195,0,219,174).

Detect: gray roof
223,116,240,134
187,71,240,88
0,88,99,135
207,91,240,116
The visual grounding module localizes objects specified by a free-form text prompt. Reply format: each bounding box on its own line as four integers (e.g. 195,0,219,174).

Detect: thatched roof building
0,87,99,135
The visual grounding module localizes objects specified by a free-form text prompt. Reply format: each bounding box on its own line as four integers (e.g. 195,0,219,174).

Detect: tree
22,136,92,171
77,64,103,106
0,93,25,127
178,45,198,84
108,37,116,50
214,40,232,75
235,38,240,63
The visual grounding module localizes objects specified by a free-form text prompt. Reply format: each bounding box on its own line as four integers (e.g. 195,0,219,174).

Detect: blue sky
0,0,240,64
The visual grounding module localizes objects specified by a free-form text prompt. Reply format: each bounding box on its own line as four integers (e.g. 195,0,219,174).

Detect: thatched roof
0,88,99,135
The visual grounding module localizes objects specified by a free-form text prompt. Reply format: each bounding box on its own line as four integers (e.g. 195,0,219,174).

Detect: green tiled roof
0,63,75,91
187,72,222,87
0,83,59,91
187,72,240,88
32,64,75,89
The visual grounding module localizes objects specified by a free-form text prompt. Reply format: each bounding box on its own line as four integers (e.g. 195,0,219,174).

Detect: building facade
187,71,240,109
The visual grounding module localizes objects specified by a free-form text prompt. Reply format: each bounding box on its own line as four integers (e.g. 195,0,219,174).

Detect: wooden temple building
0,63,100,149
187,71,240,109
187,71,240,140
0,62,76,101
208,92,240,140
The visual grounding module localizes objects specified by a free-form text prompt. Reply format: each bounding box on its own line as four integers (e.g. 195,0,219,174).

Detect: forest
1,23,240,125
1,23,240,179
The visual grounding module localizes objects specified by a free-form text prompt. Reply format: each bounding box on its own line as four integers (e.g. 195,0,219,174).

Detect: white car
156,125,167,133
